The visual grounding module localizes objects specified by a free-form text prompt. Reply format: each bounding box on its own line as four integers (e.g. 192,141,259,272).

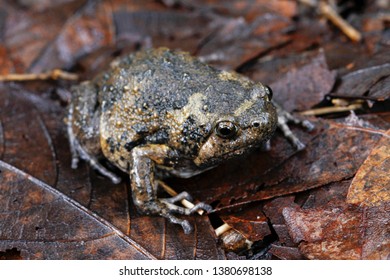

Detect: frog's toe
189,202,212,214
302,119,315,131
71,156,80,169
160,201,211,234
276,106,314,150
162,191,193,204
165,213,193,234
160,198,212,215
278,120,307,150
160,200,192,215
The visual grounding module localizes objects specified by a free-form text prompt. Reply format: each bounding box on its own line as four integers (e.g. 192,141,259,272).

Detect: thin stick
319,1,362,42
298,0,362,42
0,69,79,82
300,103,363,116
215,223,232,237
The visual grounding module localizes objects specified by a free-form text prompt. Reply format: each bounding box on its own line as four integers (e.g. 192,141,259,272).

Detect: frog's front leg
273,102,315,150
130,144,212,234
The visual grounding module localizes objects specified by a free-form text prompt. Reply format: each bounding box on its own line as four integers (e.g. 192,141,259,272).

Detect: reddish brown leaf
1,0,389,260
29,1,114,73
112,9,215,55
185,0,298,20
246,50,324,85
263,196,297,225
0,86,57,185
283,203,390,260
128,201,222,259
347,129,390,207
220,207,271,242
263,196,298,247
0,45,19,75
269,245,303,260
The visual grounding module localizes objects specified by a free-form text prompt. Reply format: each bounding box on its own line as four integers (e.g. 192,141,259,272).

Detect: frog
66,47,312,234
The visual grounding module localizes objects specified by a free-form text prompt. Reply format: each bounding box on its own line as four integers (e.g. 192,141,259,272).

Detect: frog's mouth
221,144,257,158
194,143,258,169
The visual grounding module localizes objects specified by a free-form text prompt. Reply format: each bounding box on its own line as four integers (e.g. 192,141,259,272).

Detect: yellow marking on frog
169,92,213,125
218,71,251,87
234,99,254,116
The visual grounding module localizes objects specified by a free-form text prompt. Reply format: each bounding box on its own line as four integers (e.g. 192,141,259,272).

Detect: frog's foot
162,191,193,203
162,212,193,234
71,140,122,184
275,104,314,150
157,196,212,234
160,193,213,215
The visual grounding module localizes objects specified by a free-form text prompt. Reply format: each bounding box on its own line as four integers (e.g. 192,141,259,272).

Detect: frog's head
193,84,277,169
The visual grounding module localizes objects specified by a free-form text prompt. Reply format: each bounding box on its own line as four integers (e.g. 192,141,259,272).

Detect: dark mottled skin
67,48,277,233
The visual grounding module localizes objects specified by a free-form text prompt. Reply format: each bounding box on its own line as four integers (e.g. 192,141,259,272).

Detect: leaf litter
0,0,389,259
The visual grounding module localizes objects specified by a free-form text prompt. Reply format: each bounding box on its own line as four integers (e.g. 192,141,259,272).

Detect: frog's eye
215,121,238,139
264,86,273,101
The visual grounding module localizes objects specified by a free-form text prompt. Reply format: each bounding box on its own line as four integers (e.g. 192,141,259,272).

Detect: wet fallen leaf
0,0,389,260
263,196,299,247
185,0,298,20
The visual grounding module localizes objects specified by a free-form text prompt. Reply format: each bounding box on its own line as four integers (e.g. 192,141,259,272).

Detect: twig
319,1,362,42
215,223,232,237
298,0,362,42
300,103,363,116
0,69,79,82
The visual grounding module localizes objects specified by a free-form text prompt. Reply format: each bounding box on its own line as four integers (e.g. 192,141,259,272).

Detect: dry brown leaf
0,0,389,260
270,51,336,112
332,62,390,101
283,203,390,260
0,160,154,260
347,129,390,207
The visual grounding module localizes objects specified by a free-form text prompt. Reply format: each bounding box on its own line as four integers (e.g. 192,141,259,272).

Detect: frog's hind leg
66,104,81,169
73,140,122,184
66,104,121,184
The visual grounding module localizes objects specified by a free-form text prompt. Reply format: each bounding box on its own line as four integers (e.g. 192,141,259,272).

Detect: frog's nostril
252,121,260,128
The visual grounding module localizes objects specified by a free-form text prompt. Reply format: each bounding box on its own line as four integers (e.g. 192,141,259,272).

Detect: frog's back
98,47,262,114
97,48,271,169
97,48,216,114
